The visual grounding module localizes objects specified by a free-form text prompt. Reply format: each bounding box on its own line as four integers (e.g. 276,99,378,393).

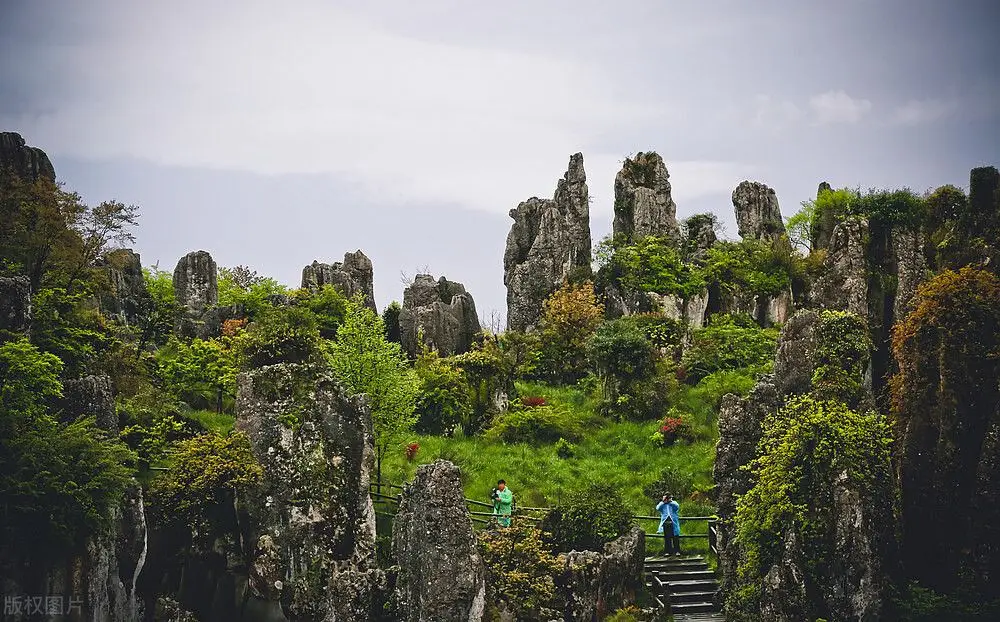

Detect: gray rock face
391,460,486,622
235,362,381,621
891,226,928,321
733,181,785,242
554,527,645,621
399,274,481,358
98,248,150,326
60,374,118,433
772,310,820,397
812,182,837,251
0,275,31,335
0,131,55,182
504,153,592,331
173,250,218,338
814,217,868,317
301,249,376,310
681,213,718,261
613,152,679,243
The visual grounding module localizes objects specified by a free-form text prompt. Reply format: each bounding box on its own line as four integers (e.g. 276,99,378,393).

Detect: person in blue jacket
656,493,682,556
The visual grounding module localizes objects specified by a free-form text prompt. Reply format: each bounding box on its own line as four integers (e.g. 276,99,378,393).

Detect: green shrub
811,310,870,408
542,483,633,552
217,265,289,319
605,605,645,622
148,432,262,539
682,314,778,382
554,437,576,459
238,305,323,368
413,350,470,435
486,405,580,444
731,396,893,617
298,285,349,339
479,524,561,620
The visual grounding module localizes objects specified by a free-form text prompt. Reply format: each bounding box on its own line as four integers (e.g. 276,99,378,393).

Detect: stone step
670,590,718,604
672,613,726,622
659,570,717,582
659,578,720,591
650,563,710,573
671,601,718,615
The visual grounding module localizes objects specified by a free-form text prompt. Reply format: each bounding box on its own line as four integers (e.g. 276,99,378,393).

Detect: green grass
183,409,236,436
381,380,718,554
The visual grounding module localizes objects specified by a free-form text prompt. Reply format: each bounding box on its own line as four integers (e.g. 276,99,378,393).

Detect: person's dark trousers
670,533,682,555
663,528,678,555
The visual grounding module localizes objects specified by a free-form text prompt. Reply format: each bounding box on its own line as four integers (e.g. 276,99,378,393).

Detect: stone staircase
644,555,724,621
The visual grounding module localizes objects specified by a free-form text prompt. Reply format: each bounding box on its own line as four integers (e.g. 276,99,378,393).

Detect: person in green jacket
491,479,513,527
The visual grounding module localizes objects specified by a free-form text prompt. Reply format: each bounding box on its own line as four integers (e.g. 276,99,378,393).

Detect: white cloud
890,99,957,126
809,90,872,125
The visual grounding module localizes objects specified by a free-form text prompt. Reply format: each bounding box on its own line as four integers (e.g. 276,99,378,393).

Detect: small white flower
274,580,283,590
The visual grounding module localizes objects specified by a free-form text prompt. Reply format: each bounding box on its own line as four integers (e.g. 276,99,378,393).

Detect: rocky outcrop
0,275,31,336
301,250,376,310
0,131,55,182
173,250,218,338
391,460,486,622
504,153,592,331
814,217,868,317
733,181,785,242
554,527,645,621
399,274,481,358
613,152,679,243
647,291,709,330
811,182,836,251
681,213,718,261
98,249,151,326
235,362,381,621
890,226,927,321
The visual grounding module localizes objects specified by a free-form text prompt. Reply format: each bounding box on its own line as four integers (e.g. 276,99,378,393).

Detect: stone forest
1,130,999,622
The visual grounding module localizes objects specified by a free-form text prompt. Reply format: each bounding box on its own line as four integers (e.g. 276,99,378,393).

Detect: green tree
382,301,402,344
298,285,349,339
238,305,323,368
413,349,471,434
537,281,604,384
159,337,238,413
328,303,418,485
218,265,289,319
589,317,658,414
0,339,136,562
139,265,180,348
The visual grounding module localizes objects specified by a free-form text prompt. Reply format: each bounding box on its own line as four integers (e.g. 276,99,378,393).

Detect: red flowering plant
651,409,694,447
520,396,547,408
405,442,419,462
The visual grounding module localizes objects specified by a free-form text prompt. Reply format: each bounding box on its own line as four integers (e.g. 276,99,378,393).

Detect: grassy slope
381,381,722,550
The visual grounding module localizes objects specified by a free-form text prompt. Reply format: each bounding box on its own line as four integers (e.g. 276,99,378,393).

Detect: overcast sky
2,0,998,320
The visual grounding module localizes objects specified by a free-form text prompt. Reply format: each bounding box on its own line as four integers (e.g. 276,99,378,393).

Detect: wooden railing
369,479,720,562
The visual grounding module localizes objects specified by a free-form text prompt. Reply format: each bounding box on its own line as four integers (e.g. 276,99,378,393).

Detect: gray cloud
2,0,998,320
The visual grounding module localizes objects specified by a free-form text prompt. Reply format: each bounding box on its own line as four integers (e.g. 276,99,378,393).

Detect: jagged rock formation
98,249,151,326
391,460,486,622
398,274,480,358
173,250,218,338
814,217,868,317
235,362,381,621
613,152,679,243
681,213,718,262
733,181,785,242
0,131,55,182
301,250,376,310
716,309,890,620
0,275,31,336
504,153,591,331
554,527,645,621
811,182,836,251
